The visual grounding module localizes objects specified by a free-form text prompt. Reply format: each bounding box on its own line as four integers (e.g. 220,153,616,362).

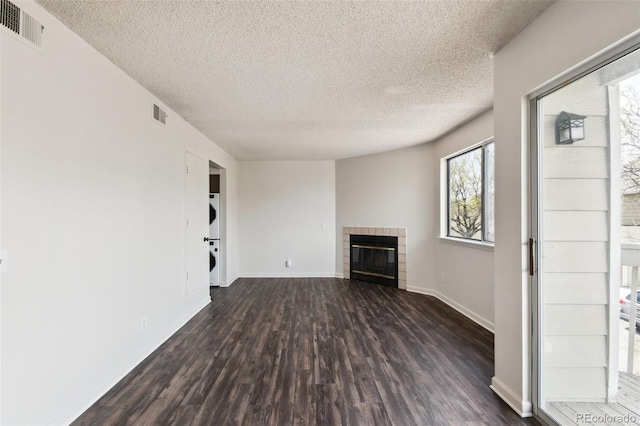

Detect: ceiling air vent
153,104,167,125
0,0,44,48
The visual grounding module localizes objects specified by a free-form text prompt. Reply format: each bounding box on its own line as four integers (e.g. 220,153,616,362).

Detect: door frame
208,162,227,286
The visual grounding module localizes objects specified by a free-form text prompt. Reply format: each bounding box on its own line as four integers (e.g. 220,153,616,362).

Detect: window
445,140,494,243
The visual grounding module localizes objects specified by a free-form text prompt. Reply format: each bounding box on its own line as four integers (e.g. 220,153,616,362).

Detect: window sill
438,236,494,252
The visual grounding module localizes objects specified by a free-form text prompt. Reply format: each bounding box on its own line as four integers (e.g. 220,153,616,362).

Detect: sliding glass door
532,44,640,425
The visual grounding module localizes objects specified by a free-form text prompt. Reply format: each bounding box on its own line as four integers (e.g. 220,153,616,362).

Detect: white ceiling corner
36,0,554,160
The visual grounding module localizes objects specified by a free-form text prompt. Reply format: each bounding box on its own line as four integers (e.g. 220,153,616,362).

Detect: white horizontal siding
544,336,607,368
543,211,608,241
542,80,608,116
544,242,609,273
545,367,606,402
544,273,608,304
543,179,609,211
622,194,640,226
545,304,607,336
544,148,608,179
541,85,611,403
622,244,640,266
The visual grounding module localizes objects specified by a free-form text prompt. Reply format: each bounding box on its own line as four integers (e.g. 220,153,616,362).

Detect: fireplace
350,234,398,287
342,227,407,289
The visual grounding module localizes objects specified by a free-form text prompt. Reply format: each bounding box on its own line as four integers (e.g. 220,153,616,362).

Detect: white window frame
440,137,494,250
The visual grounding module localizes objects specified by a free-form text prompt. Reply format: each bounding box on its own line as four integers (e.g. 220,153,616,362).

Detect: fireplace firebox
350,234,398,287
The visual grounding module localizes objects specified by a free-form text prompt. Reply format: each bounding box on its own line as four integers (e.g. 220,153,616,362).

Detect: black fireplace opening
350,234,398,287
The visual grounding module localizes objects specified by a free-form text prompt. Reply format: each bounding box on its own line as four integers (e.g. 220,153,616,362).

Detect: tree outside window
447,141,494,242
620,83,640,241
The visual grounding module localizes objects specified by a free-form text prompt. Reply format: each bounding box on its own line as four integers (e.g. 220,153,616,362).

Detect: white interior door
185,151,209,297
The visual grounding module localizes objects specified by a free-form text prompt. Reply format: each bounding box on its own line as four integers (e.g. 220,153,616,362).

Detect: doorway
531,43,640,425
209,162,227,287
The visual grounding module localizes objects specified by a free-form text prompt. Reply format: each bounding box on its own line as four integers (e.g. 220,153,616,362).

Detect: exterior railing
621,243,640,374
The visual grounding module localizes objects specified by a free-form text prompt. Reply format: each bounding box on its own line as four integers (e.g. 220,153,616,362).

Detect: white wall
335,143,436,292
238,161,336,277
221,164,239,285
492,0,640,416
0,1,239,424
432,110,495,331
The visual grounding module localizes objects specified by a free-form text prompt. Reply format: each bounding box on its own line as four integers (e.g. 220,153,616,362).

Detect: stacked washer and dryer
209,193,220,287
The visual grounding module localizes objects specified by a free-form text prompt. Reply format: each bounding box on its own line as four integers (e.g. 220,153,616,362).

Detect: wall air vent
22,11,42,46
153,104,167,125
1,0,20,34
0,0,44,48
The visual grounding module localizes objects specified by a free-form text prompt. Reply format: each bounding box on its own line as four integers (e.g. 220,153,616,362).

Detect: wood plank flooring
547,372,640,425
73,278,539,425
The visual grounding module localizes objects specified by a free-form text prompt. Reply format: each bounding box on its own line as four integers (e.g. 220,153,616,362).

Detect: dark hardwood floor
73,278,539,425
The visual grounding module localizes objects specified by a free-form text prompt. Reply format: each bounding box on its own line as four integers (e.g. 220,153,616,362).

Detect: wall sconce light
555,111,586,145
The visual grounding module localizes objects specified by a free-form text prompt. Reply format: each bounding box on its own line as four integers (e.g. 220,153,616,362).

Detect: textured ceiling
37,0,553,160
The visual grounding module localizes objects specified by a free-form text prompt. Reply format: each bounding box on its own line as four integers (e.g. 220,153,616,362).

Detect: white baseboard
335,273,344,279
219,276,238,288
239,273,337,278
406,286,494,333
490,376,533,417
52,297,210,425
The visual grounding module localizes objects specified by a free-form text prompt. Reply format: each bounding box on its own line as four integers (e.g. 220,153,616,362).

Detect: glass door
532,45,640,425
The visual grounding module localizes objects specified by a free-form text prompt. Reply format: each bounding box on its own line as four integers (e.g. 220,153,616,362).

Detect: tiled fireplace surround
342,227,407,290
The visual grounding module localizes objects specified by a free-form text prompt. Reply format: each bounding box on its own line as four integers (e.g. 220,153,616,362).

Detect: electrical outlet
141,317,147,331
440,273,445,283
285,258,292,268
